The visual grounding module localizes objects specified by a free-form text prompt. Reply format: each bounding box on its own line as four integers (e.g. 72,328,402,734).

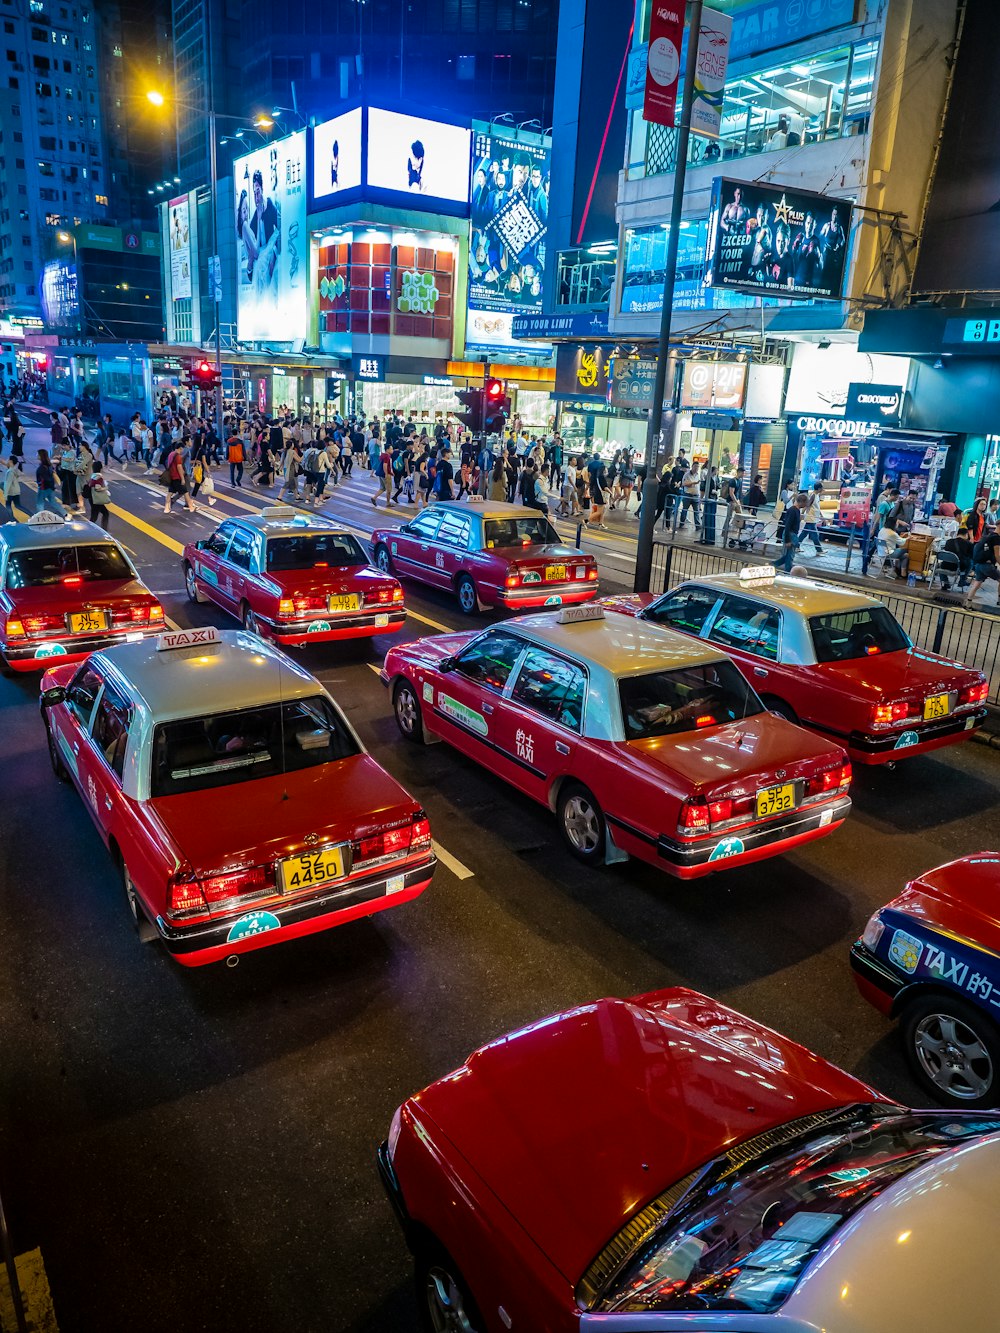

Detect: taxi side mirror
40,686,66,709
195,539,208,550
438,655,457,673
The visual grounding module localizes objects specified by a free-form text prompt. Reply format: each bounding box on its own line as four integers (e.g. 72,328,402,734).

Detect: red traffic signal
485,377,504,401
189,360,221,389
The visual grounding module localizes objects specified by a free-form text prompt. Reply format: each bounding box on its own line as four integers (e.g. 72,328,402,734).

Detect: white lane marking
432,841,474,880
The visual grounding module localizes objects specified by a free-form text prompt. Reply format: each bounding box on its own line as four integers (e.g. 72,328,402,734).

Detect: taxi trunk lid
11,579,156,634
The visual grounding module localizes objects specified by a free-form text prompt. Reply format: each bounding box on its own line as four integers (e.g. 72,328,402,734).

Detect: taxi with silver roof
182,507,405,645
0,511,164,673
603,566,988,764
39,626,435,966
380,603,851,879
371,501,598,615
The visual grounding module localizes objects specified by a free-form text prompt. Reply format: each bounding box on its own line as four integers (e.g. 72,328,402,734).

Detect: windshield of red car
265,533,369,572
484,517,560,548
5,544,132,589
809,606,909,662
596,1106,990,1314
619,661,763,740
150,695,360,796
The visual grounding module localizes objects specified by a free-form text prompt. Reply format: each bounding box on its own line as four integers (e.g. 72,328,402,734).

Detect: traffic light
484,377,510,434
485,377,504,403
455,386,484,435
188,359,221,389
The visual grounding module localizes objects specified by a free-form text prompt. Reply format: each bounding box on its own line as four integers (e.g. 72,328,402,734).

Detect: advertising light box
366,108,471,206
168,194,192,301
233,130,308,341
313,108,363,201
704,176,853,302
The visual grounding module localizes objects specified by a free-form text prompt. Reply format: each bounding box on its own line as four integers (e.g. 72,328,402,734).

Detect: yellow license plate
923,692,951,720
545,564,567,582
69,610,108,634
756,783,797,818
328,594,360,613
279,847,345,893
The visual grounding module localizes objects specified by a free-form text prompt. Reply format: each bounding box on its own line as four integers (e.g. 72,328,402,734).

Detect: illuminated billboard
312,108,363,201
168,194,192,301
366,108,471,206
40,259,79,329
467,124,550,352
233,130,307,341
704,177,853,302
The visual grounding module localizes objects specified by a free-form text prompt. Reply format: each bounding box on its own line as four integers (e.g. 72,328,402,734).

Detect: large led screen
704,176,853,302
366,109,471,205
233,130,307,341
467,125,549,351
312,108,363,201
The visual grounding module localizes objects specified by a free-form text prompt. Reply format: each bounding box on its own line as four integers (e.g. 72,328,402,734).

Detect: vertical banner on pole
692,7,732,139
643,4,685,128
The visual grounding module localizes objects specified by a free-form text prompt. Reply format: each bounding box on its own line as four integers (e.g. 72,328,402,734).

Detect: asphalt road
2,428,1000,1332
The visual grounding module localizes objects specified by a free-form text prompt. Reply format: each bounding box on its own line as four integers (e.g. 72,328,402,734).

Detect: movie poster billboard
168,195,191,301
468,124,550,351
367,109,471,205
233,130,307,341
312,108,363,202
704,177,853,302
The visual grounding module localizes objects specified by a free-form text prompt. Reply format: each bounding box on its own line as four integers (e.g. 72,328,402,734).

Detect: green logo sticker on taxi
438,692,488,736
709,837,745,862
35,642,68,659
227,910,281,942
895,730,920,749
307,620,331,634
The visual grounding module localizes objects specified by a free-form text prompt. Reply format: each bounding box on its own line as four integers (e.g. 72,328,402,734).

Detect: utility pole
205,7,225,447
634,0,703,594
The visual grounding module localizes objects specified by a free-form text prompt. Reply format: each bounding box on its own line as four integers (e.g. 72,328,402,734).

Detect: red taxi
371,501,598,615
182,507,405,645
0,512,163,673
39,626,435,966
379,988,1000,1333
381,604,851,878
603,568,988,764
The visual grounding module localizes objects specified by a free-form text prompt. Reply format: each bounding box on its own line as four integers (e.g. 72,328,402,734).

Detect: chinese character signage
353,354,385,382
704,177,853,302
168,195,192,301
233,130,307,341
468,123,550,352
609,357,658,408
643,4,685,128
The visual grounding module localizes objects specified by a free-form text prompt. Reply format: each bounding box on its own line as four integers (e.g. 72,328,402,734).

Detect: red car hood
885,853,1000,958
625,713,845,799
386,632,478,672
598,593,654,617
9,577,155,614
149,755,419,880
821,647,982,699
413,988,877,1284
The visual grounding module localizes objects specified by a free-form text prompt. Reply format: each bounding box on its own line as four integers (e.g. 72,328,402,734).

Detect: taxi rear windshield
809,607,909,661
265,533,369,572
150,696,360,796
620,662,763,740
5,544,132,589
484,516,560,549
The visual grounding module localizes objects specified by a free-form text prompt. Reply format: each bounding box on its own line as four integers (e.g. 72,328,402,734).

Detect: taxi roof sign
262,505,296,521
156,626,222,652
27,511,67,527
557,603,605,625
739,564,777,584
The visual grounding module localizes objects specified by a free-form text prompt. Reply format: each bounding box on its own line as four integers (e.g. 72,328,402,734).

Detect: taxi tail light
504,572,519,589
278,598,296,618
61,575,83,586
200,865,274,907
872,699,919,726
24,613,65,634
586,565,599,582
295,595,327,613
5,618,24,638
391,584,404,604
960,680,988,706
679,798,711,833
354,815,432,864
806,762,852,796
167,875,209,917
709,798,733,823
365,587,395,606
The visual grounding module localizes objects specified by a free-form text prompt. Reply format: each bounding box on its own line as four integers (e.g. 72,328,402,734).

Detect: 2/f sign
644,5,685,127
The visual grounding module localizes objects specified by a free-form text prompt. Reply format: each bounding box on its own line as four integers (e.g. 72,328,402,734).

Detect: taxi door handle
555,741,571,755
753,667,768,677
72,741,79,755
481,701,494,714
104,796,113,811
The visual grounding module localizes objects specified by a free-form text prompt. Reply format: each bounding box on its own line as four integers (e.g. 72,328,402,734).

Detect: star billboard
233,130,307,341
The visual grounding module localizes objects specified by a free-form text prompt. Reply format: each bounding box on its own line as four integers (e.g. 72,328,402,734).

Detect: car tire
557,782,606,865
120,857,157,945
374,544,393,574
901,993,1000,1108
183,561,203,604
414,1244,484,1333
393,680,425,744
241,603,261,636
44,719,69,782
456,574,478,616
763,695,797,724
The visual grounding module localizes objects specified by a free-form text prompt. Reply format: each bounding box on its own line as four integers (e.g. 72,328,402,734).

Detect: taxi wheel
558,783,606,865
902,994,1000,1108
763,695,797,723
393,681,425,744
241,604,261,636
374,544,393,574
456,575,478,616
44,720,69,783
183,562,203,604
415,1245,484,1333
119,858,157,945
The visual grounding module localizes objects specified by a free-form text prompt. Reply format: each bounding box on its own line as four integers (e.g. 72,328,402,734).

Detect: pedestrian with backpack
227,434,245,487
163,443,196,515
87,461,112,530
